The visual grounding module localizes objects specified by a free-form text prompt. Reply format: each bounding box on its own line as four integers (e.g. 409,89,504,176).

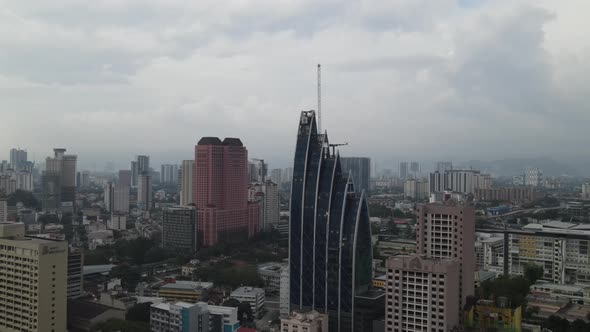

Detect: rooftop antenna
317,63,321,133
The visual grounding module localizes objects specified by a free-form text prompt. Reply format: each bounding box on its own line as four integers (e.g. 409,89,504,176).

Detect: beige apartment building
280,310,328,332
386,255,460,332
0,223,67,332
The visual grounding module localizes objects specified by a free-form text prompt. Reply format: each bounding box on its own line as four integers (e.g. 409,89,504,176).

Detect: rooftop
68,300,124,320
231,286,265,296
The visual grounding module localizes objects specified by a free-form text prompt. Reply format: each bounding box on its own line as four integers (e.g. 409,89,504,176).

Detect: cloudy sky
0,0,588,171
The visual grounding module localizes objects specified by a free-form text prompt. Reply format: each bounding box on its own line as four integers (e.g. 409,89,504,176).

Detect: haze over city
1,0,589,172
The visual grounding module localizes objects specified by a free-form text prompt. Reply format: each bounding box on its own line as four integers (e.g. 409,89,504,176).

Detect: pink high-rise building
194,137,260,247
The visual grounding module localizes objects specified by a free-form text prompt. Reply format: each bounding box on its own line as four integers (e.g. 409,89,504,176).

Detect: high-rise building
118,170,132,187
270,168,283,186
404,178,430,200
137,174,152,211
385,255,461,332
43,148,77,211
0,198,7,223
131,161,139,187
162,206,197,255
340,157,371,195
42,172,61,211
436,161,453,173
281,310,329,332
248,161,261,183
103,181,114,212
161,164,179,184
108,212,127,230
180,160,194,206
9,148,27,171
410,161,420,175
289,111,374,332
194,137,260,247
113,185,130,213
525,167,543,187
416,203,475,311
582,183,590,199
248,181,280,231
429,169,491,194
67,247,84,299
399,161,409,179
137,155,150,174
0,223,67,332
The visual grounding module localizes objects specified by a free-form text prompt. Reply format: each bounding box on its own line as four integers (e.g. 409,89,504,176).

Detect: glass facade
289,111,373,332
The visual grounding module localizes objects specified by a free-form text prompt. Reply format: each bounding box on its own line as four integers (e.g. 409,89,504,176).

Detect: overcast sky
1,0,588,171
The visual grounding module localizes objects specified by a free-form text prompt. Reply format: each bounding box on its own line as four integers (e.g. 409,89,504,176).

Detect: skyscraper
399,161,409,179
161,164,179,184
416,203,475,312
194,137,260,247
525,167,543,187
162,206,198,255
43,148,77,212
137,155,150,174
289,111,374,332
180,160,194,206
340,157,371,195
137,174,152,211
113,185,130,213
118,169,132,187
131,161,139,187
9,148,27,171
104,181,114,212
0,223,68,332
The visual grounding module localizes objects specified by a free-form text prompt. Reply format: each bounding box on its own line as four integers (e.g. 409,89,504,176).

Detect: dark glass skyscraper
289,111,374,332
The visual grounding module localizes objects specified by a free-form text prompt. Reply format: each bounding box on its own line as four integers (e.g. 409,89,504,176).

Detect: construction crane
252,158,266,183
329,142,348,156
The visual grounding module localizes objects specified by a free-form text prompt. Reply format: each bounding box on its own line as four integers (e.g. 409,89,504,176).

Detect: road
256,306,280,331
486,206,562,220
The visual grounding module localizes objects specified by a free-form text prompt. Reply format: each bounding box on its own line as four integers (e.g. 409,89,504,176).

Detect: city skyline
1,1,590,171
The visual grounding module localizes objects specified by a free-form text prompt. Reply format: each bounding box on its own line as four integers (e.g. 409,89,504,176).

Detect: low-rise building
230,286,265,318
464,299,522,332
257,262,286,292
67,300,126,332
280,310,328,332
150,302,239,332
529,282,590,305
158,281,214,303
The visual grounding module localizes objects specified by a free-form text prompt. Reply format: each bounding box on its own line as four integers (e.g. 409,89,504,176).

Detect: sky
0,0,589,171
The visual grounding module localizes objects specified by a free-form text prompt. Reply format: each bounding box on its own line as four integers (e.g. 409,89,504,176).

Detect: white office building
230,286,265,318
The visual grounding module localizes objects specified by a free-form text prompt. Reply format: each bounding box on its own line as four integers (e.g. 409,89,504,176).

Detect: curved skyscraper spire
289,110,374,332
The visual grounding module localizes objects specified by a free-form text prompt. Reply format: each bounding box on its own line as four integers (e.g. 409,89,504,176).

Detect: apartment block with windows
386,255,460,332
0,222,67,332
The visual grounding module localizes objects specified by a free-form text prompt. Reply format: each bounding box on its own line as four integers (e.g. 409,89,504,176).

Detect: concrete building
131,161,139,187
151,301,210,332
475,233,504,273
194,137,259,246
404,178,429,200
475,186,536,204
230,286,265,318
0,223,67,332
270,168,282,186
208,305,240,332
386,255,461,332
158,281,213,303
464,299,522,332
68,247,84,299
525,167,543,187
180,160,194,206
113,185,130,213
435,161,453,173
68,300,126,331
429,170,492,195
248,181,279,231
0,198,7,223
108,213,127,230
340,157,371,195
118,170,132,187
280,265,290,318
399,161,409,179
416,203,475,312
280,310,328,332
138,174,152,211
103,181,114,212
9,148,27,171
162,206,197,255
161,164,179,184
257,262,286,292
582,183,590,199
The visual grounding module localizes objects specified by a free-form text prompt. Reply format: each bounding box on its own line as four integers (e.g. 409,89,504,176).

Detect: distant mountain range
456,157,590,177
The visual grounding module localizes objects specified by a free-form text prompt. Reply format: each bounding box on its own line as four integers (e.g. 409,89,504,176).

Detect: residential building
194,137,260,246
104,181,114,212
340,157,371,195
150,302,210,332
475,233,504,274
208,305,240,332
9,148,27,171
0,198,7,223
429,169,492,195
529,282,590,305
289,111,374,332
475,186,536,204
280,310,328,332
68,247,84,299
525,167,543,187
161,164,179,184
138,174,152,211
248,180,280,231
230,286,265,318
162,206,197,255
258,263,286,292
399,161,409,179
270,168,282,186
386,255,461,332
109,213,127,231
118,170,131,187
582,183,590,199
436,161,453,173
180,160,194,206
410,161,420,176
137,155,150,175
0,223,68,332
131,161,139,187
42,172,61,211
404,178,429,200
158,281,213,303
416,203,475,311
113,185,130,213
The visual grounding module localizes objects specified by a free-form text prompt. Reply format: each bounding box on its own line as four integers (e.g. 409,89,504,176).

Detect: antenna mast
317,63,321,133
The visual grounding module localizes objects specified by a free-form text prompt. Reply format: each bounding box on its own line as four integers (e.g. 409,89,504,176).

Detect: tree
126,302,152,323
238,301,254,322
570,319,590,332
222,298,241,308
110,264,141,292
481,276,531,309
7,190,40,210
542,315,570,332
524,264,544,284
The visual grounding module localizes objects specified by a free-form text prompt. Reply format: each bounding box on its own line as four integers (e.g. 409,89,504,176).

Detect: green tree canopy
126,302,152,323
524,264,544,284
